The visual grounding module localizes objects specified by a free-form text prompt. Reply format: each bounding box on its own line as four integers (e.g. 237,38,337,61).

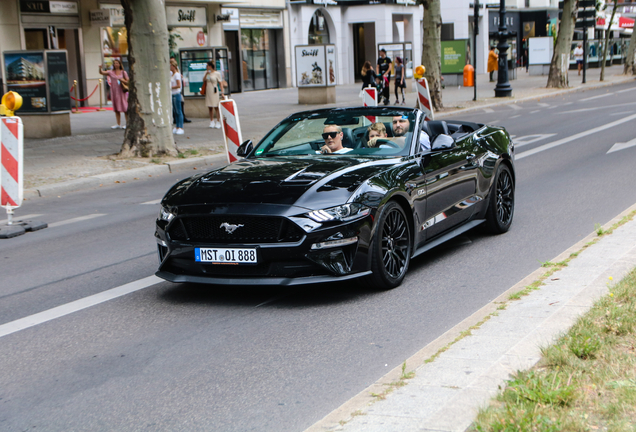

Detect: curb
306,201,636,432
24,153,227,198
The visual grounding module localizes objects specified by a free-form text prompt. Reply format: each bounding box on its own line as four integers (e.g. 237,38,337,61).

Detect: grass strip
471,267,636,432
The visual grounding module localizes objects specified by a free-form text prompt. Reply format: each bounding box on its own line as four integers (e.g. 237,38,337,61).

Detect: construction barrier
1,117,23,210
416,78,435,121
219,98,243,164
362,87,377,123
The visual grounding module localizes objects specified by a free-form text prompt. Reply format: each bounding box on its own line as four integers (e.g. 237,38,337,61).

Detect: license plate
195,247,257,264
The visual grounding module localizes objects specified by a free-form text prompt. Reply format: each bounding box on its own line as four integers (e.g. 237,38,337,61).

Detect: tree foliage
119,0,177,158
547,0,577,88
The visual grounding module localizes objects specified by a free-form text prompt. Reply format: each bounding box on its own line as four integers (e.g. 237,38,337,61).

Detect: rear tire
485,163,514,234
365,201,412,290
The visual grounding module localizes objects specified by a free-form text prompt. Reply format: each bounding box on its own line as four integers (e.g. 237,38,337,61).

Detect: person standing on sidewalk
98,59,128,129
574,43,584,76
203,61,225,129
360,61,376,90
376,49,392,105
393,57,406,105
170,59,185,135
488,46,498,82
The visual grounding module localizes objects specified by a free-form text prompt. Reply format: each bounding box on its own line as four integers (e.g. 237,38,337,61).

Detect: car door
421,130,481,240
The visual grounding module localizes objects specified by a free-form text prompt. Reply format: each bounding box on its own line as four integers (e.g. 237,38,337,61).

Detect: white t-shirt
171,71,182,95
573,46,584,61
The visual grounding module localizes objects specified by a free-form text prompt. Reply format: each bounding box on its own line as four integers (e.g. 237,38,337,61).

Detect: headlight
159,206,175,222
307,203,370,223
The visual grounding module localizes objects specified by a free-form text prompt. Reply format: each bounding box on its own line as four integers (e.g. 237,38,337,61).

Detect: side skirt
412,219,486,259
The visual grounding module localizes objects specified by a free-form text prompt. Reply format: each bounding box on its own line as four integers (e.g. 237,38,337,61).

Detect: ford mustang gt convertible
155,107,515,289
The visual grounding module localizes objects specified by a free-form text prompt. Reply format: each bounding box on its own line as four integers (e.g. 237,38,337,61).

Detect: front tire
485,163,514,234
365,201,412,290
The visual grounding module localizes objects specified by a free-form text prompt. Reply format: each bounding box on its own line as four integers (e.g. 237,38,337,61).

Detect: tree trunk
119,0,177,158
547,0,576,88
421,0,443,110
624,25,636,75
600,0,617,81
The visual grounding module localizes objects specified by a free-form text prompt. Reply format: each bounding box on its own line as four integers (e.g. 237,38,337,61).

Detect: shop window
241,28,279,91
308,10,330,45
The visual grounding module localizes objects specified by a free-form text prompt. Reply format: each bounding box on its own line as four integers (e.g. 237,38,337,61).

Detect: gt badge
220,222,244,234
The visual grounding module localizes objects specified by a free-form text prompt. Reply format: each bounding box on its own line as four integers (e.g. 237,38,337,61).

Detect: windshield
251,109,417,158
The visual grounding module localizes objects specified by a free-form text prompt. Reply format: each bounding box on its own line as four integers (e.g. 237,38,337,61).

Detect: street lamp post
495,0,512,97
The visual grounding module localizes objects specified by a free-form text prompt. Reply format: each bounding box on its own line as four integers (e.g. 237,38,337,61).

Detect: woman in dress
203,61,226,128
98,59,128,129
393,57,406,105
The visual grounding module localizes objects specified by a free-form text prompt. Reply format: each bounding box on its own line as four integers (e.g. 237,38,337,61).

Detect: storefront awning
619,16,634,29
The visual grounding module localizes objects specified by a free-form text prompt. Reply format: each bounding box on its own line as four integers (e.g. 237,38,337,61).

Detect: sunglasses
322,132,340,139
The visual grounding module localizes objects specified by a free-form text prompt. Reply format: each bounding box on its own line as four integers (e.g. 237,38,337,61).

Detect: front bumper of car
155,205,374,286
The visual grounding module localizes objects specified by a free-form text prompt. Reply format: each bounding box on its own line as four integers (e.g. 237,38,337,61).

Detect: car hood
163,156,396,210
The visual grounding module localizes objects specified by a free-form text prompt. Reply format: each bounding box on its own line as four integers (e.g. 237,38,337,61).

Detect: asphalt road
1,82,636,431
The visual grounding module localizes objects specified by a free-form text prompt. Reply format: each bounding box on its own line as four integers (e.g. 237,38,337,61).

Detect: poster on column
295,45,325,87
4,52,47,112
325,45,337,86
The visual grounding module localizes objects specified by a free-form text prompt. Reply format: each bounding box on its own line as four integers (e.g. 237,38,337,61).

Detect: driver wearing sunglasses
320,125,352,154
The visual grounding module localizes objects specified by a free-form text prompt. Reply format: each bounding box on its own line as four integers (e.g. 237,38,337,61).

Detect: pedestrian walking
98,59,128,129
574,43,584,76
488,46,498,82
393,57,406,105
203,61,226,129
170,59,185,135
377,49,392,105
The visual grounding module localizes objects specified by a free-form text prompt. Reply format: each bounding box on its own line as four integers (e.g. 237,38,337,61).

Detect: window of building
241,28,279,91
308,10,330,45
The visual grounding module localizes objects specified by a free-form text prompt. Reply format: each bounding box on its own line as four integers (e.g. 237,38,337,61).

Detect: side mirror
236,140,253,157
431,134,455,151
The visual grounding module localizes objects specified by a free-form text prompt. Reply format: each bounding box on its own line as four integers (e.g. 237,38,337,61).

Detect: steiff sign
166,6,206,27
295,45,336,87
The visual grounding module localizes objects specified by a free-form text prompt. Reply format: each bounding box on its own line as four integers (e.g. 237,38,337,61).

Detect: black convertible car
155,107,515,289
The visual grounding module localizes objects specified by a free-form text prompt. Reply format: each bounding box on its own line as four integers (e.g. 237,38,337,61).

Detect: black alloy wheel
366,201,412,289
485,163,514,234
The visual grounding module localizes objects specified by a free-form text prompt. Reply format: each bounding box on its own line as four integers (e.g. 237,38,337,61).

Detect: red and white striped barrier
416,78,435,121
1,117,23,210
362,87,377,123
219,99,243,164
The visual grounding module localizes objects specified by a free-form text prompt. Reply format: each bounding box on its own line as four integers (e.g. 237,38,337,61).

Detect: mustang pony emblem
220,222,244,234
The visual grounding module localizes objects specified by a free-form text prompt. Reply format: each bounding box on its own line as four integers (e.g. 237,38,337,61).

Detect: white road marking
563,102,573,106
516,113,636,160
530,110,541,114
510,104,522,110
609,111,636,116
537,103,550,107
558,101,636,114
615,88,636,94
0,276,162,338
141,199,162,205
580,93,614,102
483,108,494,113
510,115,521,119
513,134,557,147
0,214,42,225
48,214,107,228
607,138,636,154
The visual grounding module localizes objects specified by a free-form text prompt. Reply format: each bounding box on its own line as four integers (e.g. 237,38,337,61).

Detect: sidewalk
21,66,633,196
